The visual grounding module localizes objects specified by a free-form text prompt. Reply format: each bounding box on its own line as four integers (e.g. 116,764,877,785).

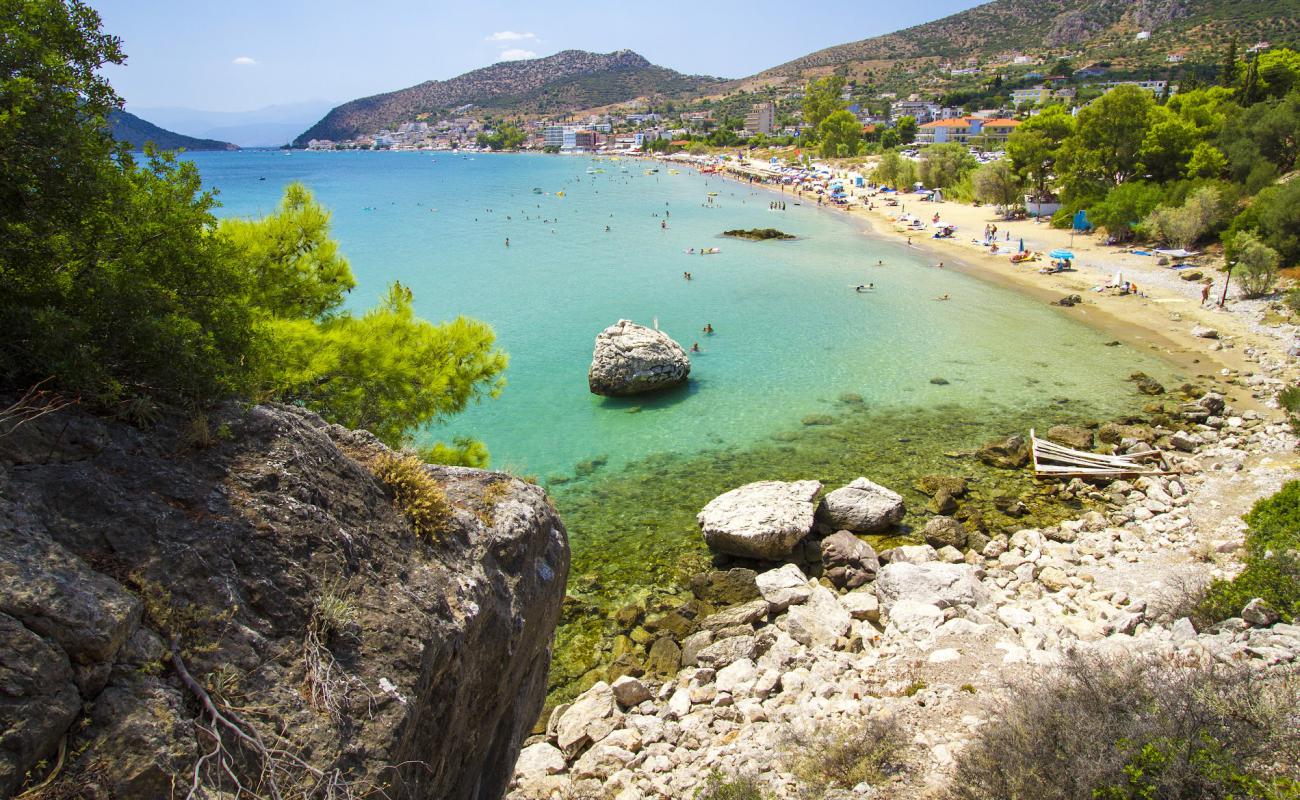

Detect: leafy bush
371,453,454,539
695,771,770,800
783,715,906,794
1279,386,1300,415
1198,480,1300,624
946,651,1300,800
1231,230,1282,298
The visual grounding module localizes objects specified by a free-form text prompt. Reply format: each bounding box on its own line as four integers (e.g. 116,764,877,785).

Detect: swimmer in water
934,293,950,301
691,342,701,353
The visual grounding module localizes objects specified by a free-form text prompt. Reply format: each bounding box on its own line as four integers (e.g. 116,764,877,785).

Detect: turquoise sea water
189,150,1178,481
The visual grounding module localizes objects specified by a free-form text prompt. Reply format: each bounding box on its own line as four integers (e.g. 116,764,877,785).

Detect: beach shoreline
700,157,1294,409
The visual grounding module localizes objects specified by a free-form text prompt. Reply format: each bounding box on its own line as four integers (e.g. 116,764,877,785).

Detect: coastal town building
890,100,941,123
915,116,1021,145
1012,85,1052,108
743,102,775,136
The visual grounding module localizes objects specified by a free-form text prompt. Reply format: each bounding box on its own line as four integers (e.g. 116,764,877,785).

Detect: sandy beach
707,156,1299,408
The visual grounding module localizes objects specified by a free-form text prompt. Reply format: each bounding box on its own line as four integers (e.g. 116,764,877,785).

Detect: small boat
532,187,544,194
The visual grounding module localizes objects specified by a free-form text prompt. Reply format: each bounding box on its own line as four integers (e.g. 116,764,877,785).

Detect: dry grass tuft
371,452,454,539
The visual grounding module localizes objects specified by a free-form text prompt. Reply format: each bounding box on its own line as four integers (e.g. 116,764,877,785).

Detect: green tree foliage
1090,182,1164,242
1253,48,1300,99
1139,107,1198,182
817,110,863,158
873,150,916,189
256,282,507,448
971,160,1023,212
0,1,253,401
918,143,976,189
1143,185,1221,250
1229,230,1281,298
801,75,847,134
1185,142,1228,179
895,115,918,145
475,123,526,151
1198,480,1300,624
1058,85,1155,199
1006,105,1075,201
1230,179,1300,266
878,127,901,150
0,0,509,460
220,184,356,319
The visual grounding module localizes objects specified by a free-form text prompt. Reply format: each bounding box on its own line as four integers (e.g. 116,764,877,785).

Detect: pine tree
1220,36,1238,88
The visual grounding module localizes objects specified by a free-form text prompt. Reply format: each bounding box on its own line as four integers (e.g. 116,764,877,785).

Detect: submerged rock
1047,424,1095,451
588,319,691,396
818,477,905,533
697,480,822,560
976,434,1030,469
722,228,795,240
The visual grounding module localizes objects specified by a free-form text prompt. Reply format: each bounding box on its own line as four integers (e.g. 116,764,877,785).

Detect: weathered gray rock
818,478,905,533
1242,598,1281,628
701,599,770,631
1191,325,1219,339
841,590,880,621
875,562,984,612
697,480,823,560
754,564,812,610
0,402,570,800
696,635,758,667
679,630,714,667
888,600,944,635
786,586,852,647
922,516,966,550
571,742,636,779
820,530,881,589
644,637,682,676
588,319,690,396
889,544,939,564
556,682,623,756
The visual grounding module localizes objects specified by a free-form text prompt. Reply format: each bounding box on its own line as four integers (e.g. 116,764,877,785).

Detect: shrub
1197,480,1300,625
371,452,454,539
695,771,771,800
783,715,906,794
1231,230,1282,298
946,651,1300,800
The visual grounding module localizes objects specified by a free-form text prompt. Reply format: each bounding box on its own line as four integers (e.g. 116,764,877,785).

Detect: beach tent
1154,248,1200,258
1072,210,1092,231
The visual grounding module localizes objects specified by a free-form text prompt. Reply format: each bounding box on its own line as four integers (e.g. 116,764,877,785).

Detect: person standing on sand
1202,280,1212,305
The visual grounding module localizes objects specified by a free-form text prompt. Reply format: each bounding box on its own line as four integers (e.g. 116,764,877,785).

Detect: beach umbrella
1018,238,1025,253
1049,249,1074,259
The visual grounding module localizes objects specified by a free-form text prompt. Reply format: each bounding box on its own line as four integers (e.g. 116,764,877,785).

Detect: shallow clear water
190,150,1179,481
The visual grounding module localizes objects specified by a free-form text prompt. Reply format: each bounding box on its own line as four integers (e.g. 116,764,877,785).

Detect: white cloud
486,31,536,42
499,48,537,61
232,56,257,66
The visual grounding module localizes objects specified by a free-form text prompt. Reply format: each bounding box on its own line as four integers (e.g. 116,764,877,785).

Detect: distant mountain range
294,50,724,145
108,110,237,152
130,100,337,148
753,0,1300,82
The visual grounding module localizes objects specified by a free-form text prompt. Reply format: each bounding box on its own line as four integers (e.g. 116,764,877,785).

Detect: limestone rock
644,637,682,676
701,599,769,631
697,480,822,560
841,590,880,621
1242,598,1280,628
696,634,757,668
571,743,636,779
786,586,852,647
515,742,567,776
888,599,944,635
819,530,881,589
1191,326,1219,339
915,474,968,498
875,562,984,612
689,568,759,606
754,564,812,611
556,681,623,756
588,319,690,396
890,544,939,564
818,477,905,532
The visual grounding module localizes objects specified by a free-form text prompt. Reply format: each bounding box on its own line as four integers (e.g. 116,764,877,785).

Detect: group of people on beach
768,201,786,211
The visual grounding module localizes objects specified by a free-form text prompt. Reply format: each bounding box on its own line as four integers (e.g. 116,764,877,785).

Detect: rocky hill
752,0,1299,83
294,49,723,145
0,402,568,798
108,110,238,151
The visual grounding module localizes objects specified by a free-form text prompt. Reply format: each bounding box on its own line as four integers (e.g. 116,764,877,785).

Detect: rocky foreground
0,403,569,799
510,382,1300,798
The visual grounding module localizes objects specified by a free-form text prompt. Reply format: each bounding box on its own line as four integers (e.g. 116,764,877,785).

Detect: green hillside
108,110,237,151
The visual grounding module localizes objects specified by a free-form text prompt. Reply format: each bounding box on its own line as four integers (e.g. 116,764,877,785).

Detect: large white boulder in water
697,480,822,560
588,319,691,396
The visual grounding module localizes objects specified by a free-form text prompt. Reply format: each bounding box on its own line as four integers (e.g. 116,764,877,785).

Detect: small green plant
695,770,771,800
783,715,906,793
1278,386,1300,415
1196,480,1300,625
960,683,978,694
179,411,216,449
372,452,454,539
904,679,928,696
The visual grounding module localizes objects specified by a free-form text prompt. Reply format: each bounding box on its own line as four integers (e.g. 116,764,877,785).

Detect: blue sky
95,0,988,112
